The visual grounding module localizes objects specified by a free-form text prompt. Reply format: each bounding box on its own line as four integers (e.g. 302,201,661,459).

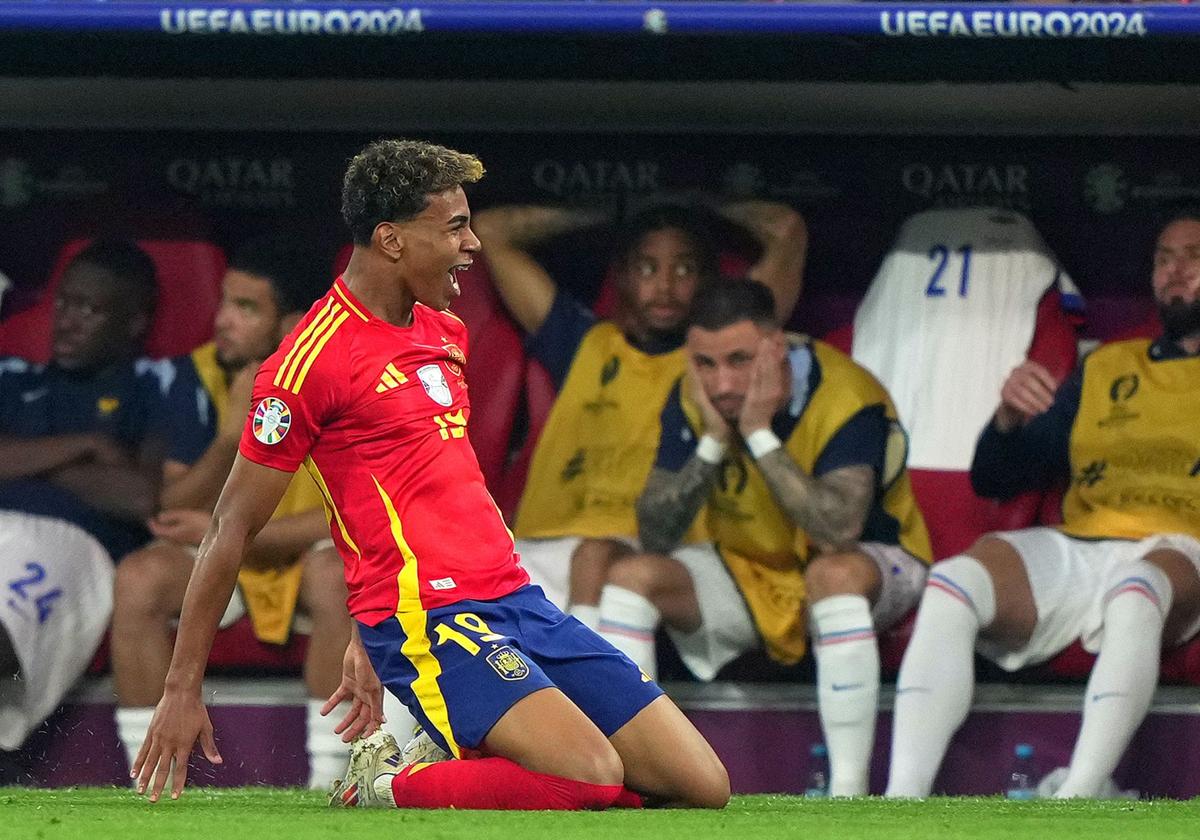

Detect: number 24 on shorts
6,562,63,625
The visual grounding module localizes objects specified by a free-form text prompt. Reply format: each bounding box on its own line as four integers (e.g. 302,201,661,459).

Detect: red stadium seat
834,290,1077,563
204,620,309,673
0,238,225,361
495,359,556,522
89,621,309,676
332,243,352,279
450,262,527,492
860,289,1080,669
1046,636,1200,686
820,321,853,355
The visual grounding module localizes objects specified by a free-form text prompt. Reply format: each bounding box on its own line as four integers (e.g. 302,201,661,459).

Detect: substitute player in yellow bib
595,278,930,798
887,211,1200,799
473,201,807,624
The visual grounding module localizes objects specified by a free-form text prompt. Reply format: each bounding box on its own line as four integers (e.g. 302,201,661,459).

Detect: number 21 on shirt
926,244,972,298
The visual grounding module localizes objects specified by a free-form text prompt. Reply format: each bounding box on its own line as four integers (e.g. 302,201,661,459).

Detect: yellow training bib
1062,339,1200,541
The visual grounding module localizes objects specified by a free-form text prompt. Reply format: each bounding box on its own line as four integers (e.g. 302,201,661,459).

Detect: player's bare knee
805,552,875,602
965,535,1021,575
300,547,347,612
114,546,178,617
1145,547,1200,605
572,740,625,787
573,538,631,566
607,553,685,602
688,761,731,809
605,554,659,597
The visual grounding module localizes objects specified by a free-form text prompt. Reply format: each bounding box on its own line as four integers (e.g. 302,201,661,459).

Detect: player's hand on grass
995,360,1059,432
323,633,385,743
132,688,222,802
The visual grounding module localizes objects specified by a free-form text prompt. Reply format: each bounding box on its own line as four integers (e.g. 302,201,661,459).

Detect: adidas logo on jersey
375,363,409,393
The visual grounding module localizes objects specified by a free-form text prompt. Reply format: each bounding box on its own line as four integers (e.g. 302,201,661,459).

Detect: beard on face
1158,297,1200,341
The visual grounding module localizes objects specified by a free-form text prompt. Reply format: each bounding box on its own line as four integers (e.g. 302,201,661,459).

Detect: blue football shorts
358,584,664,757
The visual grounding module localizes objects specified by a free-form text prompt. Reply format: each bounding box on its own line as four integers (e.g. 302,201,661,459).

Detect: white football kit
852,207,1082,471
0,511,112,749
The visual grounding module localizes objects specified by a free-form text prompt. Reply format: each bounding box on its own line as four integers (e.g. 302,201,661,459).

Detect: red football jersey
239,278,529,624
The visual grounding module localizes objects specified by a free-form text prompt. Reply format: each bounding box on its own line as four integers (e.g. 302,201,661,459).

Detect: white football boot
400,725,452,766
328,729,404,808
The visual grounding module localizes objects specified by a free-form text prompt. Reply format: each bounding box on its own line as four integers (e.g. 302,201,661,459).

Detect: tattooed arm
755,456,875,553
639,349,734,555
637,461,721,555
737,333,875,553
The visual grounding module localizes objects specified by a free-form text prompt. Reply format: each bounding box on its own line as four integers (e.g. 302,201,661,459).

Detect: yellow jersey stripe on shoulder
441,308,466,327
274,297,334,388
334,284,370,322
372,475,462,759
279,301,341,390
290,310,349,394
280,302,342,392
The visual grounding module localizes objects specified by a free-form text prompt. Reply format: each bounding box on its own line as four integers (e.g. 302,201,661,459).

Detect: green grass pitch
6,788,1199,840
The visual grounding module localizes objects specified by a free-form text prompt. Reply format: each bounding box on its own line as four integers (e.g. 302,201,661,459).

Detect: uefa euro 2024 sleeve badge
252,397,292,445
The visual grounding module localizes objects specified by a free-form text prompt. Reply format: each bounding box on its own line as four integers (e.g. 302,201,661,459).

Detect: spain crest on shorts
486,645,529,681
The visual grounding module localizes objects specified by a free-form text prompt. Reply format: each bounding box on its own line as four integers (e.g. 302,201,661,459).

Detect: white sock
1055,565,1171,799
812,594,879,797
886,557,995,798
382,690,418,743
116,706,155,783
568,604,600,631
597,584,660,681
307,698,351,790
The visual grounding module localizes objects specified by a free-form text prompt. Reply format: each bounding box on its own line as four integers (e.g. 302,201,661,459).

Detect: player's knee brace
923,555,997,627
1101,560,1172,622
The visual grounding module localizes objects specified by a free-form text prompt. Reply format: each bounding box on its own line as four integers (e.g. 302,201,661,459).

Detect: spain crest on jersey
418,364,453,407
486,645,529,681
444,343,466,377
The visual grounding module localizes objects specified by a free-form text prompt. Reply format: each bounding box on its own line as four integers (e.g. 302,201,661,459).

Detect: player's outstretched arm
472,204,606,334
133,455,294,803
718,201,807,323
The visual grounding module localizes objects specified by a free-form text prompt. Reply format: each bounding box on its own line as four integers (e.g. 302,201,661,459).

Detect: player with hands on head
472,198,807,626
596,277,930,797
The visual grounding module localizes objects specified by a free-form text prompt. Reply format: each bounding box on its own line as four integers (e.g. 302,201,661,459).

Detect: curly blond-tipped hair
341,139,485,245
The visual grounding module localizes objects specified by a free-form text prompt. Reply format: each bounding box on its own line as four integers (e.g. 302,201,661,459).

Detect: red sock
389,757,623,810
612,787,644,809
